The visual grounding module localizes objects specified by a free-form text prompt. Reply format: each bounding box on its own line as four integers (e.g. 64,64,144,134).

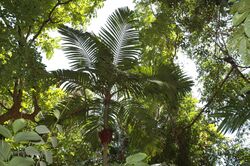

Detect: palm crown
53,7,140,95
52,7,193,165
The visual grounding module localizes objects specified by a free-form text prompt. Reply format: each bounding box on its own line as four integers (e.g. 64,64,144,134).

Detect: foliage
0,119,56,165
0,0,250,165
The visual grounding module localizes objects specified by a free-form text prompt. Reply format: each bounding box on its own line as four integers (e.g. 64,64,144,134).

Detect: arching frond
99,7,140,69
212,94,250,133
58,25,98,70
140,64,193,104
52,69,94,92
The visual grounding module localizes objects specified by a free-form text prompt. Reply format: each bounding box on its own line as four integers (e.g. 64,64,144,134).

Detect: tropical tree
52,7,142,165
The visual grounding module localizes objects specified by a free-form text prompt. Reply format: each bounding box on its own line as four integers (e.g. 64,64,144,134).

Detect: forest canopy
0,0,249,165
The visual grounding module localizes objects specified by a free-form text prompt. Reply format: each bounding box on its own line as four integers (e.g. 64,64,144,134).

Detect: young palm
52,7,141,165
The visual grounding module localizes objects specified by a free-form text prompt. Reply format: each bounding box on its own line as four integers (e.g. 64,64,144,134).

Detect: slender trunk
103,142,109,166
103,91,111,166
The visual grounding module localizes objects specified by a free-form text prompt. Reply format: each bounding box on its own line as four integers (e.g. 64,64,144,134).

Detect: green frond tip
58,25,98,70
99,7,140,69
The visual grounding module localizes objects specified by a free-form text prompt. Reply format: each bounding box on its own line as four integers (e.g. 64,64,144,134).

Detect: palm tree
52,7,141,165
52,7,194,165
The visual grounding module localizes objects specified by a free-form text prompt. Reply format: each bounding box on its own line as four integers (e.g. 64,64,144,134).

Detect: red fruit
98,128,113,144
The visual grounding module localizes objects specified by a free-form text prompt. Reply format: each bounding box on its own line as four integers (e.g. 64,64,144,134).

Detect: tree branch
30,0,74,43
185,67,234,129
0,102,10,111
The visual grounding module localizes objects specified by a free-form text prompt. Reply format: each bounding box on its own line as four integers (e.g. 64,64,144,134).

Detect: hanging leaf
25,146,40,157
8,157,34,166
0,125,12,138
39,161,47,166
50,137,58,148
239,37,247,56
12,119,27,134
244,14,250,37
43,150,53,164
238,0,250,13
35,125,50,134
56,124,63,133
126,153,147,164
0,160,6,166
0,141,11,161
53,110,60,120
232,12,249,26
14,131,42,143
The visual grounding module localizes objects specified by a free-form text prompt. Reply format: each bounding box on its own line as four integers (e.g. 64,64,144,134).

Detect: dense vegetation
0,0,249,165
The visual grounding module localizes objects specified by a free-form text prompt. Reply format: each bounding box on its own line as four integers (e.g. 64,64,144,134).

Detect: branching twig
25,25,32,40
185,67,234,129
0,102,10,111
30,0,74,43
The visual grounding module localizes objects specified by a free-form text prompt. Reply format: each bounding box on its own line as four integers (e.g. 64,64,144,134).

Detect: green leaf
232,12,249,26
53,110,60,120
0,160,6,166
238,0,250,13
12,119,27,133
126,153,147,164
39,161,47,166
56,124,63,133
8,157,34,166
35,125,50,134
14,131,42,143
239,37,247,56
50,137,58,148
0,125,12,138
25,146,40,157
43,150,53,164
244,14,250,37
0,141,11,161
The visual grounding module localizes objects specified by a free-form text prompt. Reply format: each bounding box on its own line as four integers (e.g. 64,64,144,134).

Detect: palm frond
52,69,93,92
99,7,140,69
58,25,98,70
140,64,193,103
212,95,250,133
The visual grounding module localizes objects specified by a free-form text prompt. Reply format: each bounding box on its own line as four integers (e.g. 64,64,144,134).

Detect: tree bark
102,91,111,166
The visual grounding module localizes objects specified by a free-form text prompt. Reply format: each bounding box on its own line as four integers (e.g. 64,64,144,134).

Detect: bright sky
42,0,135,71
41,0,199,97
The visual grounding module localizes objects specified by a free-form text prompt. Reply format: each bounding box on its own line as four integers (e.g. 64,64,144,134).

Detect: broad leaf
50,137,58,148
244,14,250,37
0,160,6,166
239,37,247,56
43,150,53,164
0,125,12,138
53,110,60,120
12,119,27,133
0,141,11,161
35,125,50,134
8,157,34,166
56,124,63,133
14,131,42,143
126,153,147,164
25,146,40,157
39,161,47,166
232,12,249,26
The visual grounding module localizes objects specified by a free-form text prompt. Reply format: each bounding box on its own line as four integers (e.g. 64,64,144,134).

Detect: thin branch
7,89,13,97
185,67,234,129
30,0,74,43
0,102,10,111
237,65,250,69
25,25,32,40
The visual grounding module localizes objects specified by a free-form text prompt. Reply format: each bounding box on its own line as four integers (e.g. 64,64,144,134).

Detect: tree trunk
103,142,109,166
102,91,111,166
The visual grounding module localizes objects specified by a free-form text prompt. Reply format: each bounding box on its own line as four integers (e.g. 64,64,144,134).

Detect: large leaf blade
14,131,42,143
